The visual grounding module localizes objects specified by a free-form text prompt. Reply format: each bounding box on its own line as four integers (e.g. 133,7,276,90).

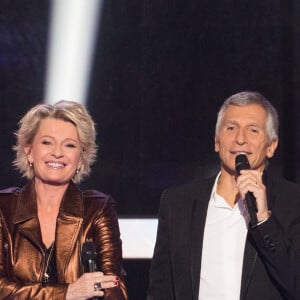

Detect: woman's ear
24,145,33,163
77,160,83,172
77,151,84,171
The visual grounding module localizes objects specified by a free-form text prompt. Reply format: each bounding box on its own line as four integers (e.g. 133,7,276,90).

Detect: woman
0,100,128,299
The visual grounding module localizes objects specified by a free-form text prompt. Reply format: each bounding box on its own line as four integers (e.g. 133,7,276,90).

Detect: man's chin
221,164,237,176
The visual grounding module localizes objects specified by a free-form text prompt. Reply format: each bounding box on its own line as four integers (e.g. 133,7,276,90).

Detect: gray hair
215,91,279,144
13,100,97,183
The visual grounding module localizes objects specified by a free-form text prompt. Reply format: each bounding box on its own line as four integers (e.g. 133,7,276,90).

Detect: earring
75,169,80,175
29,162,33,168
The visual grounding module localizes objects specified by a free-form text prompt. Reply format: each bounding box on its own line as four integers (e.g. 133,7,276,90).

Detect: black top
43,242,57,285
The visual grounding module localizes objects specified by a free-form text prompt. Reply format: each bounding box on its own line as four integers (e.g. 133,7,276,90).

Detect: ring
94,282,102,291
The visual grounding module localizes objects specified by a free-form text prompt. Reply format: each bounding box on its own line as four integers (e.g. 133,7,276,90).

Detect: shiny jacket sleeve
91,194,128,300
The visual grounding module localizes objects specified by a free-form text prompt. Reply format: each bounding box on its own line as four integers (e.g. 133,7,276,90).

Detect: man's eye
250,128,259,134
227,126,235,131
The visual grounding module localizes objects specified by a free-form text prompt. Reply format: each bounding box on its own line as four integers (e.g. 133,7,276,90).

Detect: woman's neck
34,178,69,248
34,178,69,210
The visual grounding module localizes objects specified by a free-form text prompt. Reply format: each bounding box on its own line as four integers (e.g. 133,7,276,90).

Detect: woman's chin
35,176,71,187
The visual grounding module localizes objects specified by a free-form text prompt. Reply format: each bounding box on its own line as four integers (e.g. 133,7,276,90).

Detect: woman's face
25,118,83,186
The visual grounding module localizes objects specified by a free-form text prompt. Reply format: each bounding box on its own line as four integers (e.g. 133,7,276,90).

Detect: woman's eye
65,143,76,148
41,140,51,145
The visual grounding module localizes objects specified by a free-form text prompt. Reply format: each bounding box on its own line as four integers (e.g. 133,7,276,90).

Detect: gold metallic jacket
0,180,128,300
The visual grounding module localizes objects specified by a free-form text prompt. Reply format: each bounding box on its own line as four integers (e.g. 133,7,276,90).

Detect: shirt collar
210,171,248,216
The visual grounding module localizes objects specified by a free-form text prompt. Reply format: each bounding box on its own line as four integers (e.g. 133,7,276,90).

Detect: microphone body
235,154,258,227
81,242,100,300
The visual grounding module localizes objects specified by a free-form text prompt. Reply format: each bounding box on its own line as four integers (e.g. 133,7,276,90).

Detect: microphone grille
81,241,97,260
235,154,250,174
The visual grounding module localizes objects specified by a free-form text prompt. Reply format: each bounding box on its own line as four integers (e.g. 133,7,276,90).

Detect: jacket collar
12,179,84,270
59,180,84,218
13,179,84,225
13,180,37,224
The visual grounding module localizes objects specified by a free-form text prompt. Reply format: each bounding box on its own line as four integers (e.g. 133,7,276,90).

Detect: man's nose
235,129,247,145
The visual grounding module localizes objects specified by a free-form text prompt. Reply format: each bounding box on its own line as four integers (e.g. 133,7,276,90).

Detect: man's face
214,104,278,173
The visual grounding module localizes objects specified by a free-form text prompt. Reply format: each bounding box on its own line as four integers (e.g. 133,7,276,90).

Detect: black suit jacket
147,171,300,300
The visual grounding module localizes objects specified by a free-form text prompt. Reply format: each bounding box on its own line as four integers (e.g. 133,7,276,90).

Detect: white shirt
199,173,250,300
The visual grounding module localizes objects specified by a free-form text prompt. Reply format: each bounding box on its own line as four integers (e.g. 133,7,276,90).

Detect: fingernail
114,281,119,286
115,276,120,281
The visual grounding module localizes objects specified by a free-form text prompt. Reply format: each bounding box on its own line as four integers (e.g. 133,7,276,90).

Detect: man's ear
266,139,278,159
214,136,220,153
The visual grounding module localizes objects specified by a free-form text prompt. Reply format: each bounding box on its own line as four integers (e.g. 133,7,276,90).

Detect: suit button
264,238,276,252
268,242,275,251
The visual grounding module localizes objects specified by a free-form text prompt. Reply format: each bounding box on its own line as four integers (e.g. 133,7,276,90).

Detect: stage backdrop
1,1,300,299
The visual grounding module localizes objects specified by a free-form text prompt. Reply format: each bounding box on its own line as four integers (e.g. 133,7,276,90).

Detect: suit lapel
191,177,215,299
240,171,274,299
240,234,258,299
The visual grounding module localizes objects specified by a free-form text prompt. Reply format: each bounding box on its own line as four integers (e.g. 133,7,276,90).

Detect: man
147,91,300,300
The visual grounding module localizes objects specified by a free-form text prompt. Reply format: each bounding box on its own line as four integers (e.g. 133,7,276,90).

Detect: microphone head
81,242,97,261
81,241,97,273
235,154,250,175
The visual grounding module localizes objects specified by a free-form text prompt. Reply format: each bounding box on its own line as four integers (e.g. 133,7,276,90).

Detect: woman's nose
52,144,63,157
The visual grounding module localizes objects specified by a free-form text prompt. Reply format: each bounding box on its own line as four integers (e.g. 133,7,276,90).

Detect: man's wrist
257,211,272,225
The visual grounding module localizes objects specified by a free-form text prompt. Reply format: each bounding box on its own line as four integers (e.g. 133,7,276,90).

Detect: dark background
1,1,300,299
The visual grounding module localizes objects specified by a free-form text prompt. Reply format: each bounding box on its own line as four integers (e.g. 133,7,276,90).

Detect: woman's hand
65,272,119,300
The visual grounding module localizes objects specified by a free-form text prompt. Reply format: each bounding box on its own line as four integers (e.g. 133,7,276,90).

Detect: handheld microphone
235,154,258,227
81,242,100,300
82,241,97,272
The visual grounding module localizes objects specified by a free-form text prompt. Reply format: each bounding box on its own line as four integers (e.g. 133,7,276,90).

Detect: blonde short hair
13,100,97,183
